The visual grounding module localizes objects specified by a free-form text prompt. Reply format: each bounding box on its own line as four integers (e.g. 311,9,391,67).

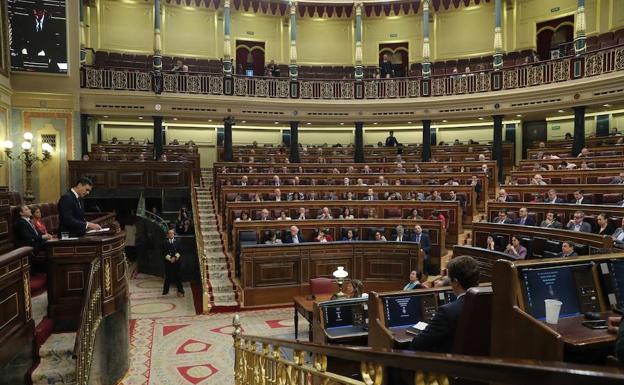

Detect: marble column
492,115,504,183
289,1,298,80
223,0,233,75
422,120,431,161
493,0,503,70
574,0,587,56
153,116,163,160
223,117,234,162
354,122,364,163
573,106,586,156
422,0,431,78
79,0,86,66
80,114,89,157
354,2,363,80
289,122,300,163
152,0,163,93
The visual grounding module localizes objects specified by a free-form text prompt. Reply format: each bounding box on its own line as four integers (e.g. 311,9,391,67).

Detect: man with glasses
565,211,592,233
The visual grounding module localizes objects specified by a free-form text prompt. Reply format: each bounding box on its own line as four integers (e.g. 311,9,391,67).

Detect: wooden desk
241,242,413,307
549,313,616,352
492,254,624,363
293,294,332,341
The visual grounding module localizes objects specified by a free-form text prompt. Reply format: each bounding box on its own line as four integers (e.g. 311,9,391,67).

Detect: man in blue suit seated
284,225,305,244
515,207,535,226
409,255,480,353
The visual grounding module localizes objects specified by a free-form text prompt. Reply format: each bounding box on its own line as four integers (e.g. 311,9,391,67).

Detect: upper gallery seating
87,29,623,78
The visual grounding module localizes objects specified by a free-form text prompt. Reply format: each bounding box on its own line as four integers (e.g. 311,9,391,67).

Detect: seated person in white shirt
612,218,624,245
316,207,333,219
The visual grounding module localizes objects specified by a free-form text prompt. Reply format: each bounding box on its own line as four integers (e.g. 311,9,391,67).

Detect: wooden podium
46,231,128,331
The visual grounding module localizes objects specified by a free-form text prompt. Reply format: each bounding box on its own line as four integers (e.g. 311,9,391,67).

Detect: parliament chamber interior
1,0,624,384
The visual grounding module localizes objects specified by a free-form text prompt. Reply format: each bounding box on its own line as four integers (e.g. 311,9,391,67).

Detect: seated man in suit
284,225,305,244
570,190,592,205
497,189,512,203
565,211,592,233
557,241,579,258
540,211,563,229
545,189,565,204
613,217,624,245
58,177,101,237
391,225,407,242
492,210,513,224
515,207,535,226
409,256,480,353
163,229,184,296
14,205,53,254
362,188,377,201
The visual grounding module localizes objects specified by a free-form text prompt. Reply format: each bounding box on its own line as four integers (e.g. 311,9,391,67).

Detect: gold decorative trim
23,271,31,321
104,257,113,297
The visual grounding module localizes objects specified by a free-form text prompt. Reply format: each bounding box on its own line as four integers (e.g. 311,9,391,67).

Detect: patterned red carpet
119,268,303,385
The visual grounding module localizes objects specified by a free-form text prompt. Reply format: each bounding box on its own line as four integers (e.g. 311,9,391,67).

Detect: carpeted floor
118,268,304,385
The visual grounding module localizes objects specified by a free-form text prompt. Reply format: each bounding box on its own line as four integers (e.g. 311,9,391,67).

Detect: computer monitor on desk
598,259,624,310
319,297,368,339
382,293,438,329
519,263,601,320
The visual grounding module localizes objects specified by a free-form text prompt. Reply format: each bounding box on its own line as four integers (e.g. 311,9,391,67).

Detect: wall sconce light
2,132,54,204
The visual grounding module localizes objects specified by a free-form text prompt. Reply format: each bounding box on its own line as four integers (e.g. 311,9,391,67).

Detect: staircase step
39,333,76,358
32,333,77,385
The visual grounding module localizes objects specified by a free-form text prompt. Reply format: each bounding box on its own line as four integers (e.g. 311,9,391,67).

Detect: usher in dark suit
14,217,46,254
58,190,87,237
163,238,184,294
409,294,466,353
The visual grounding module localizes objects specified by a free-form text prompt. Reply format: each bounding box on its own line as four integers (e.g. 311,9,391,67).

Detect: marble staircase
196,168,238,308
31,333,77,385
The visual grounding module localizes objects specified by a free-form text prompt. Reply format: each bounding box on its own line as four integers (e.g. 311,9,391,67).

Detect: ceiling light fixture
558,110,565,113
138,116,143,120
604,104,612,107
478,117,484,120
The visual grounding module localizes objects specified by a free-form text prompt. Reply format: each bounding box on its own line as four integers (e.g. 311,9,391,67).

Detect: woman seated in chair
314,229,333,243
264,231,282,245
596,213,615,236
485,235,496,251
339,207,354,219
31,207,51,236
341,229,358,242
504,236,527,260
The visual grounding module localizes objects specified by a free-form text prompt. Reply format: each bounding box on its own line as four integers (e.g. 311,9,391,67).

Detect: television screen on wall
8,0,68,74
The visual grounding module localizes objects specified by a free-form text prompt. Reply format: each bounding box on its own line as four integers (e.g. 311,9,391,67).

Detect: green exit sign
552,125,561,131
390,33,398,38
246,31,254,35
550,6,560,12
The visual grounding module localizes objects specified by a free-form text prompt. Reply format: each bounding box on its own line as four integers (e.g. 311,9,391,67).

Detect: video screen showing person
521,264,590,320
383,295,424,328
8,0,68,73
324,304,355,329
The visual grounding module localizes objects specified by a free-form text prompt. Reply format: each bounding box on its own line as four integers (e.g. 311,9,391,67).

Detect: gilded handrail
74,258,103,385
191,173,211,313
231,314,624,385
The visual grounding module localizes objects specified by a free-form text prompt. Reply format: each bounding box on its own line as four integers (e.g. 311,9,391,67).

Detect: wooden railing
81,45,624,99
190,174,211,313
74,258,102,385
231,315,624,385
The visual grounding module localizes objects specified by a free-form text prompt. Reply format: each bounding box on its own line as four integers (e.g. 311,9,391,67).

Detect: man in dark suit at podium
163,229,184,296
58,177,101,237
14,205,52,254
409,256,480,353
